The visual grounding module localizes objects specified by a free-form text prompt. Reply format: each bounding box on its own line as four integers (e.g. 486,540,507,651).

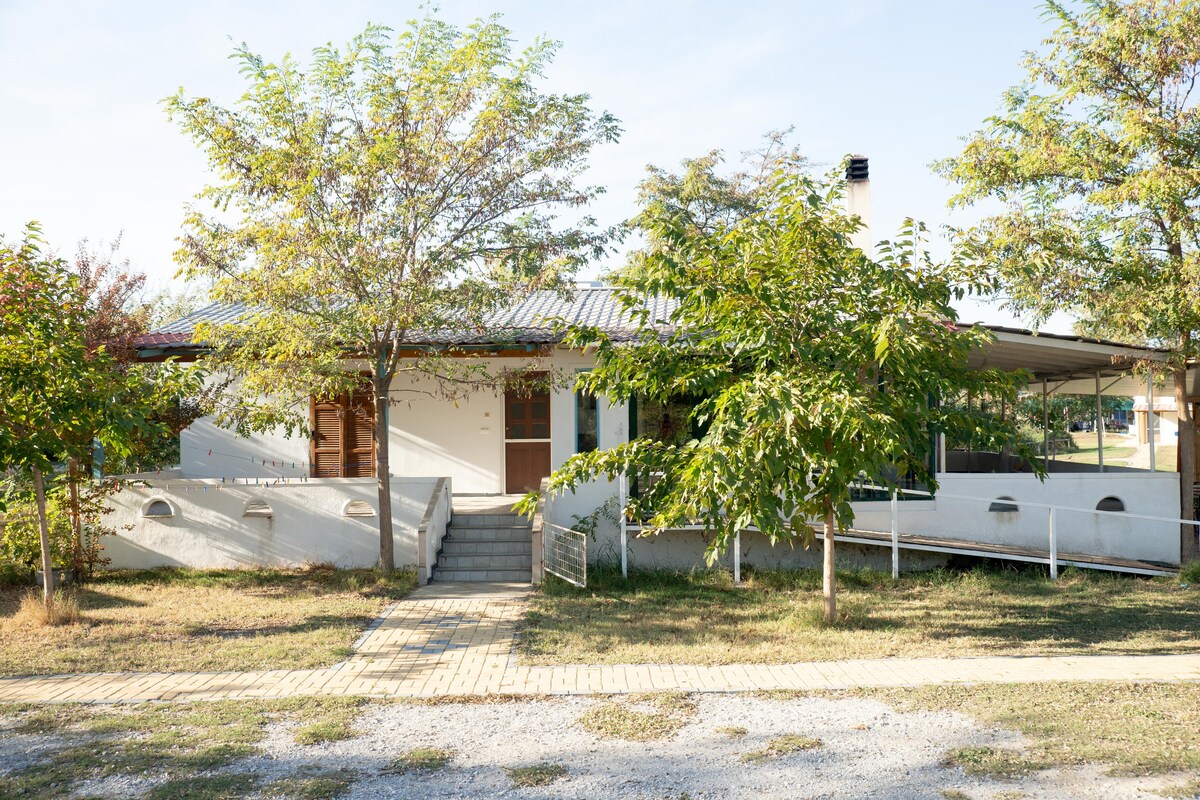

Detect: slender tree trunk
1174,356,1198,564
374,374,395,575
31,466,55,604
67,457,83,577
822,505,836,624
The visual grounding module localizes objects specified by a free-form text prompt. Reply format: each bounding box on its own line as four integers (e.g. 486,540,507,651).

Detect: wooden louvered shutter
310,384,377,478
344,387,376,478
311,397,344,477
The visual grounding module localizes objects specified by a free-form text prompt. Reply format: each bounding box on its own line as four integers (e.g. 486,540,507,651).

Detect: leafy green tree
937,0,1200,561
0,226,198,602
166,17,619,573
522,157,1031,623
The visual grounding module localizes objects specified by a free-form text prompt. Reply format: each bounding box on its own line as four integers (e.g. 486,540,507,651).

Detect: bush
0,480,114,577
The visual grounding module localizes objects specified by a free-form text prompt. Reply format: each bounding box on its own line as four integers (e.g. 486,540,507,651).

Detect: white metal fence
544,521,587,587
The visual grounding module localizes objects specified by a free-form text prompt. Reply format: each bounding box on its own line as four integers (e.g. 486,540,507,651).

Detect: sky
0,0,1075,331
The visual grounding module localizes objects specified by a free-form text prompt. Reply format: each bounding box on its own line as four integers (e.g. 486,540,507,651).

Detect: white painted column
890,490,899,579
619,473,628,579
1048,506,1058,579
1148,369,1157,473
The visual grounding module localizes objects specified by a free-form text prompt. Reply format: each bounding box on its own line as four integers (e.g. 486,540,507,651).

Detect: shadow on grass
524,564,1200,662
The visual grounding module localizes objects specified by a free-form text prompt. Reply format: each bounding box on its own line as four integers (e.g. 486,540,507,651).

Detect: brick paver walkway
3,582,1200,704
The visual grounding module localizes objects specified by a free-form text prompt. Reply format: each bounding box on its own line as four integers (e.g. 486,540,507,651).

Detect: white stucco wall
172,349,1181,571
103,477,435,569
850,472,1180,565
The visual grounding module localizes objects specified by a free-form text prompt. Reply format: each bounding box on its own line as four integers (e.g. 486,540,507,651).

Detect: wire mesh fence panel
544,522,587,587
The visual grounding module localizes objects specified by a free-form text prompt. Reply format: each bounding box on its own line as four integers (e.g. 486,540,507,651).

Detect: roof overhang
968,327,1168,396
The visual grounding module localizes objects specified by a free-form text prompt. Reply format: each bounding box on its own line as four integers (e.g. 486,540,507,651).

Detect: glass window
576,388,598,453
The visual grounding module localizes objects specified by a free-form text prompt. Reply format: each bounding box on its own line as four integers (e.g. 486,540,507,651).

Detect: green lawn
1054,431,1137,466
521,566,1200,665
0,566,417,676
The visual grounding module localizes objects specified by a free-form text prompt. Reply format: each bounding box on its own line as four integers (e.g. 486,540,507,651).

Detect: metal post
1048,506,1058,579
619,473,629,579
1148,368,1157,472
1042,381,1050,470
733,531,741,585
938,432,946,474
890,489,899,580
1095,371,1105,473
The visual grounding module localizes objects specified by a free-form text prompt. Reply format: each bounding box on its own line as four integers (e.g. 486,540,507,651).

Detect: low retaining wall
103,476,441,569
544,472,1181,572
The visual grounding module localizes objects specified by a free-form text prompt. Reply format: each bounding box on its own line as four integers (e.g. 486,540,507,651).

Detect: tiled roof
134,289,677,351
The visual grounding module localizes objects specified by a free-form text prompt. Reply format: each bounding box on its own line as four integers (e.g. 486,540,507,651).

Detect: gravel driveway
233,694,1174,800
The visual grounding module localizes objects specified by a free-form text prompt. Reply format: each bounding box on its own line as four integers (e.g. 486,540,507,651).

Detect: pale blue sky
0,0,1071,330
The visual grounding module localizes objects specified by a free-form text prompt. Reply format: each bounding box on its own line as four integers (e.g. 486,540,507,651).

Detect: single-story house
104,282,1189,582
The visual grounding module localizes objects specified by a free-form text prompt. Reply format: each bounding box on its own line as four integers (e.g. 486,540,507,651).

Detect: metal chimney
845,154,871,253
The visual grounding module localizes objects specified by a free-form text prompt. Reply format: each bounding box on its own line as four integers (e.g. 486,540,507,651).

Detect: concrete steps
432,510,533,583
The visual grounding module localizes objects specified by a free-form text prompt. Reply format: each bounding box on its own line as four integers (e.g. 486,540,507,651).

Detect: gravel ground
0,694,1187,799
236,694,1179,800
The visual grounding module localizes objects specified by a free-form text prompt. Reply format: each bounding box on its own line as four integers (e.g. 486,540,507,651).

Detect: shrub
5,589,82,629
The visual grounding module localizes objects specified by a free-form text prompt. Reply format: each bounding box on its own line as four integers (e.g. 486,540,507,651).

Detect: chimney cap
846,155,869,182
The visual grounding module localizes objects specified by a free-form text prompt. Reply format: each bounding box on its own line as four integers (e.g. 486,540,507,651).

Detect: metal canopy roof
137,292,1172,398
970,327,1167,395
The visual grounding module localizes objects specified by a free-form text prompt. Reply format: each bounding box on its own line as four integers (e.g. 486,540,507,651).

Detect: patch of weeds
992,792,1030,800
260,769,355,799
0,698,377,799
145,773,261,799
942,746,1040,780
577,692,697,742
382,747,455,775
741,733,823,763
715,725,748,738
289,697,371,745
504,762,568,788
1156,779,1200,799
940,791,971,800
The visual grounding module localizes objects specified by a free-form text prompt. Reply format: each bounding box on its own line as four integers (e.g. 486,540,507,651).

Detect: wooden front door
505,375,551,493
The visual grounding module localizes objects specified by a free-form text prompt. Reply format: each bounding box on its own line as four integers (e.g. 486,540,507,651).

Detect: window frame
574,369,600,454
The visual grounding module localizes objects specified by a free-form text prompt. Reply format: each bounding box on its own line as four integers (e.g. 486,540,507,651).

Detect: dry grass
5,590,81,629
383,747,455,775
759,681,1200,776
504,762,567,788
0,697,373,798
0,566,417,676
577,692,698,741
741,733,823,763
524,566,1200,665
715,725,748,738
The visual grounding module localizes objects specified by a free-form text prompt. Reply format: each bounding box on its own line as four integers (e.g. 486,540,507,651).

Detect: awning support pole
1148,368,1157,473
1095,371,1105,473
1042,382,1050,470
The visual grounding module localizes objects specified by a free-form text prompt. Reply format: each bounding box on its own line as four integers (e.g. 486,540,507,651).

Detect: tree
165,17,619,574
521,156,1031,623
937,0,1200,562
0,225,198,603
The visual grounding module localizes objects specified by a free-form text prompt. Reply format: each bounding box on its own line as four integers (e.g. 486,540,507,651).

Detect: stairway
431,510,533,582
